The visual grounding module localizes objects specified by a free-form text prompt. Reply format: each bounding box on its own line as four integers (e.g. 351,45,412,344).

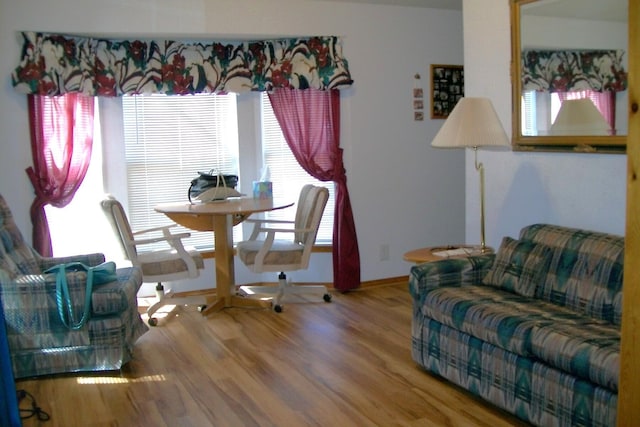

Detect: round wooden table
155,197,293,314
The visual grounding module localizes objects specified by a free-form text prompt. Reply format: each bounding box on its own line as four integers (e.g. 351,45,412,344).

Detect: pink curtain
558,90,616,134
268,88,360,292
26,94,95,256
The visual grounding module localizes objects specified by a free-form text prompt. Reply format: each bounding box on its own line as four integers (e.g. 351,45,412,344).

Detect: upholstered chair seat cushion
136,248,204,277
237,239,304,267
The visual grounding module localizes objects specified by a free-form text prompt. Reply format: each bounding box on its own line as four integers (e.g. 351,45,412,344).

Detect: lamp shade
431,97,510,149
549,98,610,136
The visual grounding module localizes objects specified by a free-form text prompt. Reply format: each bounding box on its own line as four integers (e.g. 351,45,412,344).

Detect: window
48,92,334,257
46,99,116,257
260,93,334,243
122,93,239,250
521,91,537,136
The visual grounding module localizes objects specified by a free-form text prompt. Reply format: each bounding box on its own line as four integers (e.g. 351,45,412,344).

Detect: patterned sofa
0,194,148,379
409,224,622,427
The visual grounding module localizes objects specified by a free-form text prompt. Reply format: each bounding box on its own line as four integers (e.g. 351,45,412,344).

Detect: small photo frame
430,64,464,119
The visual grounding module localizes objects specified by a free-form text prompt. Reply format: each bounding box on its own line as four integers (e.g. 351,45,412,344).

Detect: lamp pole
472,146,487,252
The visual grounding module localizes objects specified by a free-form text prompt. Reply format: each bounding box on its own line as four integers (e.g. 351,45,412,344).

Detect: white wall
462,0,627,249
0,0,465,293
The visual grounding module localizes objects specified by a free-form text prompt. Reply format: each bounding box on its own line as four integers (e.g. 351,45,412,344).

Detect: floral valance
521,49,627,93
12,32,353,96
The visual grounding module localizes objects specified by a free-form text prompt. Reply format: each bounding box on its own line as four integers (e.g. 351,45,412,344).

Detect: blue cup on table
252,181,273,199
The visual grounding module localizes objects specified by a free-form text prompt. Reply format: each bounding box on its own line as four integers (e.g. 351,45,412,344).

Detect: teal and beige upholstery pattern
409,224,622,427
482,236,553,297
0,194,147,378
519,223,624,324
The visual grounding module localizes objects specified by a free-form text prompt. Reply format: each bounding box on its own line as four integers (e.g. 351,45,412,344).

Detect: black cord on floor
17,389,50,421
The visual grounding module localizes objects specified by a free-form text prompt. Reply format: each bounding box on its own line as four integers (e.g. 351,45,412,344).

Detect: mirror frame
510,0,627,154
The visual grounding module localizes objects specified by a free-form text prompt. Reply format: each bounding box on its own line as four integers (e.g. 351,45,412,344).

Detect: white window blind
521,91,537,136
122,93,240,251
261,93,334,243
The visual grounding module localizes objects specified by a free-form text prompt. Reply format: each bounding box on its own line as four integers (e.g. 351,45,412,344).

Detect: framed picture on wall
430,64,464,119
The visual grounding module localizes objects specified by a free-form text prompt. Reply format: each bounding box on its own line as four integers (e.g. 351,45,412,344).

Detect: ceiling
313,0,626,23
524,0,627,23
312,0,462,10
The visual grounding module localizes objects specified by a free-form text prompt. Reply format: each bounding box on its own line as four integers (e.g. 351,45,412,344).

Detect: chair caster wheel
323,293,332,302
273,304,283,313
197,305,207,312
148,317,158,327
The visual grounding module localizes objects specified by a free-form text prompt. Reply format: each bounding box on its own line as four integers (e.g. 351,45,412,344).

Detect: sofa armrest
408,254,495,304
37,252,106,272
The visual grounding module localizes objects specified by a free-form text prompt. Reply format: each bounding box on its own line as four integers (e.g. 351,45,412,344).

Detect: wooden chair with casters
237,184,332,312
101,196,207,326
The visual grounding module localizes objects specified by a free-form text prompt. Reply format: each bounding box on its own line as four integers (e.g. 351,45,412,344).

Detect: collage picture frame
430,64,464,119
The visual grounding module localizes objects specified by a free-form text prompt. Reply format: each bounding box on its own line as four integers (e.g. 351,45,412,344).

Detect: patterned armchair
0,194,147,379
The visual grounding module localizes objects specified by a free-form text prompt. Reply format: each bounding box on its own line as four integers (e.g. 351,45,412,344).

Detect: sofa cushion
482,236,552,297
530,320,620,391
411,317,618,427
0,245,20,279
420,285,554,356
421,284,620,391
519,224,624,324
0,222,39,275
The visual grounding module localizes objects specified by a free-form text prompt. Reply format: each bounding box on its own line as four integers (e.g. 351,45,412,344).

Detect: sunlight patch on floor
237,287,274,301
141,304,180,323
76,374,167,385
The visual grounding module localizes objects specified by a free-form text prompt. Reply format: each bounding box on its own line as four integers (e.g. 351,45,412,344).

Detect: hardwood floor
17,282,529,426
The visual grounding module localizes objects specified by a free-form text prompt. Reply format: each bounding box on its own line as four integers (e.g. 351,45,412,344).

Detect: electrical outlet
380,244,390,261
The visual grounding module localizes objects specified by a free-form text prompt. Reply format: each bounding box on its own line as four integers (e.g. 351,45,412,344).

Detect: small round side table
403,245,494,263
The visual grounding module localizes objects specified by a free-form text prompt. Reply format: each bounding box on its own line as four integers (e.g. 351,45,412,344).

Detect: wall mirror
510,0,628,153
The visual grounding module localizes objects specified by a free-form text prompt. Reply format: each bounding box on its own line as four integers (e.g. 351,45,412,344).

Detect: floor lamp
431,97,510,252
550,98,611,136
